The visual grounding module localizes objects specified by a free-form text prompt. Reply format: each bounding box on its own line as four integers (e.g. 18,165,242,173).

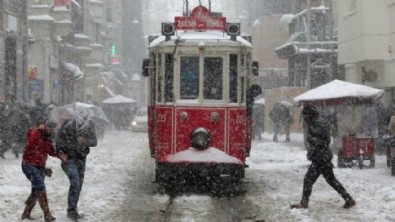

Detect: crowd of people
0,98,138,221
0,99,50,159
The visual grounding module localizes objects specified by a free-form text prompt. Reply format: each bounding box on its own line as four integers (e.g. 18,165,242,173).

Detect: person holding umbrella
56,109,97,220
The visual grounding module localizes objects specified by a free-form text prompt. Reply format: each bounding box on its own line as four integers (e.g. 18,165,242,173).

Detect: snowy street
1,130,395,222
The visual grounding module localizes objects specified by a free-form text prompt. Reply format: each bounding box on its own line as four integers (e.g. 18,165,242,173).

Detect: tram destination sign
175,6,226,31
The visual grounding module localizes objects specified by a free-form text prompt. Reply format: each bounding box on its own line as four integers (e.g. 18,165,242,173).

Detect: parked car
130,108,148,132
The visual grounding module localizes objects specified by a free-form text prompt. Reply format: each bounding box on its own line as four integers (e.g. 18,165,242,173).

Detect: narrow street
1,130,395,221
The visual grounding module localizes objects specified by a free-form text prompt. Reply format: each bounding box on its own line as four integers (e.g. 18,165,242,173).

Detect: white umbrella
293,79,384,105
49,102,110,129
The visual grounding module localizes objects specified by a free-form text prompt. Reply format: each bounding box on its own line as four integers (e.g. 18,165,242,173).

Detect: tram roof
148,31,252,48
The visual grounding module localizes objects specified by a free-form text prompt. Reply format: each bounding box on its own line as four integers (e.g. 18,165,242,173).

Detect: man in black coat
56,111,97,220
290,105,356,209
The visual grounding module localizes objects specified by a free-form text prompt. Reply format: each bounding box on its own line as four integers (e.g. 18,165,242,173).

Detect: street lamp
98,84,105,101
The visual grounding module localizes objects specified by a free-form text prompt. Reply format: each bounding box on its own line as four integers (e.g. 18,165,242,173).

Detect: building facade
0,0,28,104
337,0,395,106
26,0,124,105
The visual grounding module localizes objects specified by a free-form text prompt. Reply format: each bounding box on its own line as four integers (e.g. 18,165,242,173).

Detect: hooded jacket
22,128,57,168
56,118,97,160
306,117,333,162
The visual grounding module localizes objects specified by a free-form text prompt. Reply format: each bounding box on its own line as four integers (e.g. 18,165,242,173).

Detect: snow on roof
31,4,51,9
90,43,104,48
280,14,295,24
52,6,70,11
85,63,104,68
293,80,384,103
149,31,252,47
54,20,72,24
166,147,242,164
89,0,104,4
28,14,55,22
102,95,136,104
63,62,84,80
74,33,90,39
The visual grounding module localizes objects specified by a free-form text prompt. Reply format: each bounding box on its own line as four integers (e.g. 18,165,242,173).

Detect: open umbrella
49,102,110,129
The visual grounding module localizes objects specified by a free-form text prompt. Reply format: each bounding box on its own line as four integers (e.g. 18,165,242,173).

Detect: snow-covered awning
102,95,136,104
275,41,337,59
71,0,81,9
63,62,84,80
293,80,384,106
28,14,55,22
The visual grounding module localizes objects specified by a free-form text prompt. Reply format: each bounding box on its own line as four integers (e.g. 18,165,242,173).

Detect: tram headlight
190,127,211,150
161,23,175,36
227,23,240,36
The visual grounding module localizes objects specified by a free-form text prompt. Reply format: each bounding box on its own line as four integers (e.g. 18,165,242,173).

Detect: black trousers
302,161,350,203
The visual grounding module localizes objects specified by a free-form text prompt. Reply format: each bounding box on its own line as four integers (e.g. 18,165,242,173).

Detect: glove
44,168,53,177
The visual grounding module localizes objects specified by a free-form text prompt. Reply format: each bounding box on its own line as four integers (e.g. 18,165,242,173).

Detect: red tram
142,4,261,188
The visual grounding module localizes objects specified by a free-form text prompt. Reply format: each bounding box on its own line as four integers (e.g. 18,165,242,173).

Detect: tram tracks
157,192,263,222
160,195,176,222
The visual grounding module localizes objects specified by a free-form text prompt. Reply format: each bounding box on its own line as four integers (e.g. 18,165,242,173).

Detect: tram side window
203,57,223,100
164,54,173,102
229,54,238,103
180,56,199,99
150,54,156,105
157,54,162,102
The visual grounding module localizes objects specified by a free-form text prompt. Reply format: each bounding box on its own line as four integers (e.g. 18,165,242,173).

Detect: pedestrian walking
290,105,356,209
21,120,67,221
10,102,32,158
299,108,310,151
387,110,395,176
269,105,282,143
56,110,97,220
282,109,294,142
0,102,7,159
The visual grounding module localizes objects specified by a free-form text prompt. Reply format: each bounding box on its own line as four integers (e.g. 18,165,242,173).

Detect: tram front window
204,57,223,100
180,56,199,99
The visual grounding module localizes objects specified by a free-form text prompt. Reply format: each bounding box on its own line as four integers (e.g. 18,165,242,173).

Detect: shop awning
63,62,84,80
293,79,384,106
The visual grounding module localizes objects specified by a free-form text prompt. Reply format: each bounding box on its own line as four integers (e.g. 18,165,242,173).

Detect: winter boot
37,191,56,222
22,194,37,220
67,211,84,220
343,197,356,209
290,200,308,209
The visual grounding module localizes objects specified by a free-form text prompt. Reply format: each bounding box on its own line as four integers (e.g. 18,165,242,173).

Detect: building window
180,56,199,99
203,57,223,100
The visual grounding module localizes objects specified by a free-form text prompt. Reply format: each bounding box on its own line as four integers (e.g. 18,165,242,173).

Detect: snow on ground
0,130,395,221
